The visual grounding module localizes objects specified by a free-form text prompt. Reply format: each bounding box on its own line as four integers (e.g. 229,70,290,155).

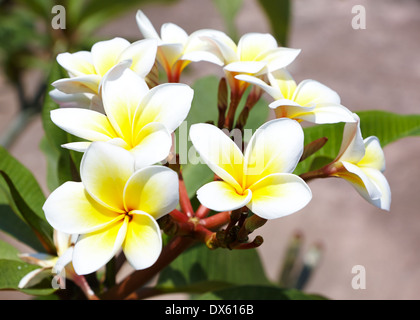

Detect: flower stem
199,211,231,229
101,236,194,300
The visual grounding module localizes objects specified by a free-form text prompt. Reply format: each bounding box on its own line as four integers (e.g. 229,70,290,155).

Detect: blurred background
1,0,420,299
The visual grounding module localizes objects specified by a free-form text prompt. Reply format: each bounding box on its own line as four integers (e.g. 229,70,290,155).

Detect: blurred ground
1,0,420,300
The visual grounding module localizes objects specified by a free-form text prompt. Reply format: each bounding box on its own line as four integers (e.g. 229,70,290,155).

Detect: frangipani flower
202,32,301,96
236,69,355,124
43,142,179,275
136,10,224,82
51,63,193,168
328,114,391,210
51,37,157,105
190,118,312,219
18,231,77,289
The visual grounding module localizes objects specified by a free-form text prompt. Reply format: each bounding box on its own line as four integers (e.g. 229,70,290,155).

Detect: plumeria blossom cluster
25,10,391,298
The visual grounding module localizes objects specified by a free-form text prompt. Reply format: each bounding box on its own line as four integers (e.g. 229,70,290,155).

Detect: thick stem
178,171,194,218
195,204,211,219
224,91,242,130
102,236,194,300
199,211,231,230
300,163,339,182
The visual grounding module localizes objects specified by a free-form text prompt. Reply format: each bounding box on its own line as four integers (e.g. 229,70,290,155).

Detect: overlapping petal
43,181,120,235
244,118,304,187
190,123,244,192
122,211,162,270
197,181,252,212
80,142,135,213
72,218,128,275
248,173,312,220
123,166,179,219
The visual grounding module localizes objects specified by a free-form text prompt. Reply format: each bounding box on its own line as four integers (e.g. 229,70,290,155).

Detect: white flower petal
118,39,158,78
18,267,51,289
157,43,184,70
339,161,382,201
244,118,304,187
293,79,341,106
237,33,278,62
136,10,161,41
101,64,149,139
260,48,301,74
91,37,131,77
197,181,252,212
235,74,282,100
124,166,179,219
134,83,193,133
224,61,267,74
295,104,357,124
248,173,312,219
56,51,95,77
359,136,386,172
361,167,391,211
130,123,172,169
190,123,244,192
49,89,93,109
122,211,162,270
43,181,121,235
51,108,117,142
52,75,101,95
61,141,92,152
80,142,135,212
160,22,189,45
336,115,365,163
73,218,127,275
201,32,238,64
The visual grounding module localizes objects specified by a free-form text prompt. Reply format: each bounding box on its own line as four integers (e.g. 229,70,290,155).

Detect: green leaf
0,239,21,261
0,147,46,221
157,243,270,294
41,62,80,191
195,284,327,300
0,171,55,254
0,205,45,252
296,111,420,175
0,259,39,290
0,259,56,296
257,0,291,46
212,0,243,41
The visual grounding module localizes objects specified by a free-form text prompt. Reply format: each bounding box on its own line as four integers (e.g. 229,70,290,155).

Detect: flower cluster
39,10,391,282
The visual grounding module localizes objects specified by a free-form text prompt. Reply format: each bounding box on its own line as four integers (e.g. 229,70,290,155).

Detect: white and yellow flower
190,118,312,219
18,230,77,289
136,10,224,82
51,37,157,105
43,142,179,275
51,63,193,168
328,114,391,210
236,69,355,124
202,32,301,96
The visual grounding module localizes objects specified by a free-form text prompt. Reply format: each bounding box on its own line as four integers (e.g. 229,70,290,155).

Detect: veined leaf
0,259,56,296
296,111,420,175
0,147,46,220
0,172,55,254
157,243,270,292
0,205,45,252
